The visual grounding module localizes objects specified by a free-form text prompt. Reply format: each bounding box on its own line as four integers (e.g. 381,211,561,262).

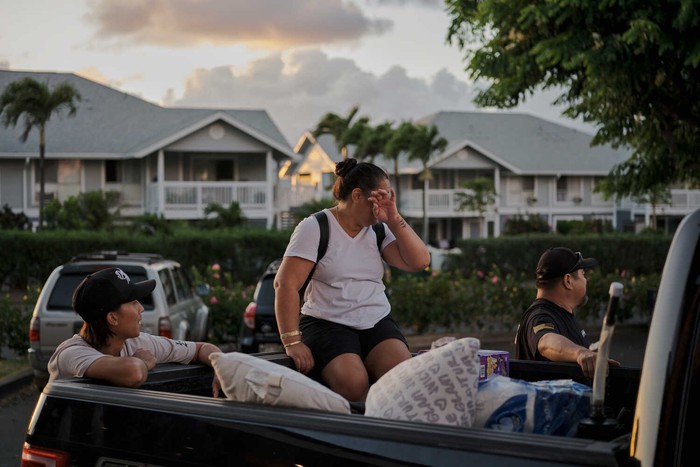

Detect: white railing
618,189,700,214
147,181,268,216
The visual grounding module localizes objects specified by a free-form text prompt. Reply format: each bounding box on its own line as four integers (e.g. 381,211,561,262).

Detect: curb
0,368,34,399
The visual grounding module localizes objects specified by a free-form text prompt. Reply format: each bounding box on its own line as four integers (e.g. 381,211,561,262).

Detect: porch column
493,168,501,237
266,150,274,228
158,149,165,215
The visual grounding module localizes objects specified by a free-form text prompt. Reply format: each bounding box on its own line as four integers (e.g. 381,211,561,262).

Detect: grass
0,357,31,380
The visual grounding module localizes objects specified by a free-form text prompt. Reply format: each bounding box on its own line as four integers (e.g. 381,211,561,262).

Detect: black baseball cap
72,267,156,322
536,247,597,284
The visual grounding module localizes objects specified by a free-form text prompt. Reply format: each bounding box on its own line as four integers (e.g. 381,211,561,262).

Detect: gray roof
0,70,294,159
417,111,631,175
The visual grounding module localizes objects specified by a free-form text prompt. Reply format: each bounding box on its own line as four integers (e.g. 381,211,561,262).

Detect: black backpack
299,210,386,301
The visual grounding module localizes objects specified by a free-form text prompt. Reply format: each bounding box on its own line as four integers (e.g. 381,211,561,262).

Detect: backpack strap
372,222,386,253
299,211,330,302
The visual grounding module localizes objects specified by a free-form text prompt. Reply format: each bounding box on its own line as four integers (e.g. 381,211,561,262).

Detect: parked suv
28,251,210,389
239,259,283,353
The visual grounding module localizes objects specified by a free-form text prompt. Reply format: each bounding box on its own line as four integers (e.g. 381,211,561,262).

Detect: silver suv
28,251,210,389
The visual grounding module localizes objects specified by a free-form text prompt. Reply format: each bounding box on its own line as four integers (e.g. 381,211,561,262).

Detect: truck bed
26,357,640,467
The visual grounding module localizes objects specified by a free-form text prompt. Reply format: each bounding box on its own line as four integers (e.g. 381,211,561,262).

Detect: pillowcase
209,352,351,414
364,337,481,427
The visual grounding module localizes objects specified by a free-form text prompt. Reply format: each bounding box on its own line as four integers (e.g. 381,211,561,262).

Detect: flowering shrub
191,264,255,347
388,267,659,335
0,286,39,357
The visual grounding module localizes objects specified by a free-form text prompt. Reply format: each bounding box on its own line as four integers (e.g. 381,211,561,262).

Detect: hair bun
335,158,357,177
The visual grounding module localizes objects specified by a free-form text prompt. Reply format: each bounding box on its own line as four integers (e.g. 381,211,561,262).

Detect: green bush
0,287,38,357
0,204,32,230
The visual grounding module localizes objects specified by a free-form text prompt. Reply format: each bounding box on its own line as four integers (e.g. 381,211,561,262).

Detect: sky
0,0,595,146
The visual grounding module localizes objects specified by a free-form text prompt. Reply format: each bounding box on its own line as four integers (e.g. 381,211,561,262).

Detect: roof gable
0,70,295,160
419,111,632,175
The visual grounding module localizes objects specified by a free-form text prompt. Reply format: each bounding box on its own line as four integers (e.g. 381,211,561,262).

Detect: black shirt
515,298,590,360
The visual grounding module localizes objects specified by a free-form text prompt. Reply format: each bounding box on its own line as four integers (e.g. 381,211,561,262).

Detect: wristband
284,340,303,349
280,330,301,339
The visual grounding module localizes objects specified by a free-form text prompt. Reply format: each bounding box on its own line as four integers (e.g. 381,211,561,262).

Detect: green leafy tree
455,177,498,236
202,202,246,229
0,77,82,229
445,0,700,201
406,124,448,242
312,105,366,159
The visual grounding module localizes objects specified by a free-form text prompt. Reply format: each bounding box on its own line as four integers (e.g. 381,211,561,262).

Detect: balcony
147,181,268,219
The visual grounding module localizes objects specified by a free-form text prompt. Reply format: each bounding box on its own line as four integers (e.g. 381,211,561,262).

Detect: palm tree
0,77,81,229
354,121,393,163
406,124,448,242
312,105,363,159
384,121,416,209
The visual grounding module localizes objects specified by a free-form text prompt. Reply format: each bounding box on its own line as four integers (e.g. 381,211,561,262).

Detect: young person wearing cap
514,247,620,380
47,267,222,396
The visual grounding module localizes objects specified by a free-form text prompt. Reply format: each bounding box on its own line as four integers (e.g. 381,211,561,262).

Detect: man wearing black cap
48,267,222,395
515,247,619,379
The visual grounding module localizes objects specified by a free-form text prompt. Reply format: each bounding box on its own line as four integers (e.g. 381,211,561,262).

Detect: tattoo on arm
398,218,407,229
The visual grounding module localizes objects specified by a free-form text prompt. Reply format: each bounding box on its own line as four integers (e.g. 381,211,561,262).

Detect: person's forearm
195,342,222,366
386,215,430,271
275,286,302,337
538,333,590,362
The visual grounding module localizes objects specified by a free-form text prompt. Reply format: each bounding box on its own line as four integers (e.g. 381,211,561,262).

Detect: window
557,177,568,202
172,266,194,300
158,269,177,306
106,160,119,182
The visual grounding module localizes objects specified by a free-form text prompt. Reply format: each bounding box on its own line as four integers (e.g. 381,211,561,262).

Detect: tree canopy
445,0,700,199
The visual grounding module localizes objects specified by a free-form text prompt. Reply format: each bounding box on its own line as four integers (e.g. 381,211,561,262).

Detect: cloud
165,49,483,144
76,66,143,90
85,0,392,48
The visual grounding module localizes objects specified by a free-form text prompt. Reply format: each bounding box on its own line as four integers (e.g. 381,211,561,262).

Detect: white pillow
365,337,481,427
209,352,351,414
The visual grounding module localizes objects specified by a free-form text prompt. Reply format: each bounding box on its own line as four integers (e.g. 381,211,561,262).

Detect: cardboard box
478,350,509,381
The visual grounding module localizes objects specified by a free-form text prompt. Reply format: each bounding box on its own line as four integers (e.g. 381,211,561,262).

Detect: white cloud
85,0,391,48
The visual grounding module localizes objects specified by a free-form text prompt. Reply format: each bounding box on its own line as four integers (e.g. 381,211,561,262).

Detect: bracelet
280,330,302,339
284,340,303,349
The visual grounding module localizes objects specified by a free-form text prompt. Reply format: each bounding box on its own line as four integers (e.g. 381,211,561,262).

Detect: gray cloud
85,0,392,48
166,49,483,144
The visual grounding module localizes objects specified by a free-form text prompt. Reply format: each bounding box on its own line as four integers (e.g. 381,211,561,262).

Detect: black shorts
299,314,408,376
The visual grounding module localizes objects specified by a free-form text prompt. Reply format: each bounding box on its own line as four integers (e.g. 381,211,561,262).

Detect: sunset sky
0,0,594,145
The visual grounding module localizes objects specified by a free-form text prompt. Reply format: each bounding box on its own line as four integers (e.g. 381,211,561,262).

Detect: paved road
0,324,648,467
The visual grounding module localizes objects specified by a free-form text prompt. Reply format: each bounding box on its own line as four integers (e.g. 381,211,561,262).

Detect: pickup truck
21,208,700,466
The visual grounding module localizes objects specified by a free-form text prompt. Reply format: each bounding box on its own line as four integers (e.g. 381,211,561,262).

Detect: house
3,70,697,239
0,70,298,228
289,111,700,242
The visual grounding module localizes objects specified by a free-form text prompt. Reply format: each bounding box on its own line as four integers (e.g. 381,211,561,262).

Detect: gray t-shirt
48,332,197,382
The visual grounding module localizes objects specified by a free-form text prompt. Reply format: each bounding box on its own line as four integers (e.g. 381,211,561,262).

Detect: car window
172,266,194,300
256,276,276,307
159,269,177,306
48,272,154,311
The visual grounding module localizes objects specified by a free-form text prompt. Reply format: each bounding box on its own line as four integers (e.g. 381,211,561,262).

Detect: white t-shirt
283,209,396,329
48,332,197,382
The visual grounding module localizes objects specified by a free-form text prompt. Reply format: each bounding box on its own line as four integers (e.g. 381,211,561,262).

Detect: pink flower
212,273,220,279
212,263,221,271
620,270,626,278
210,296,218,305
477,270,485,279
491,276,499,284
